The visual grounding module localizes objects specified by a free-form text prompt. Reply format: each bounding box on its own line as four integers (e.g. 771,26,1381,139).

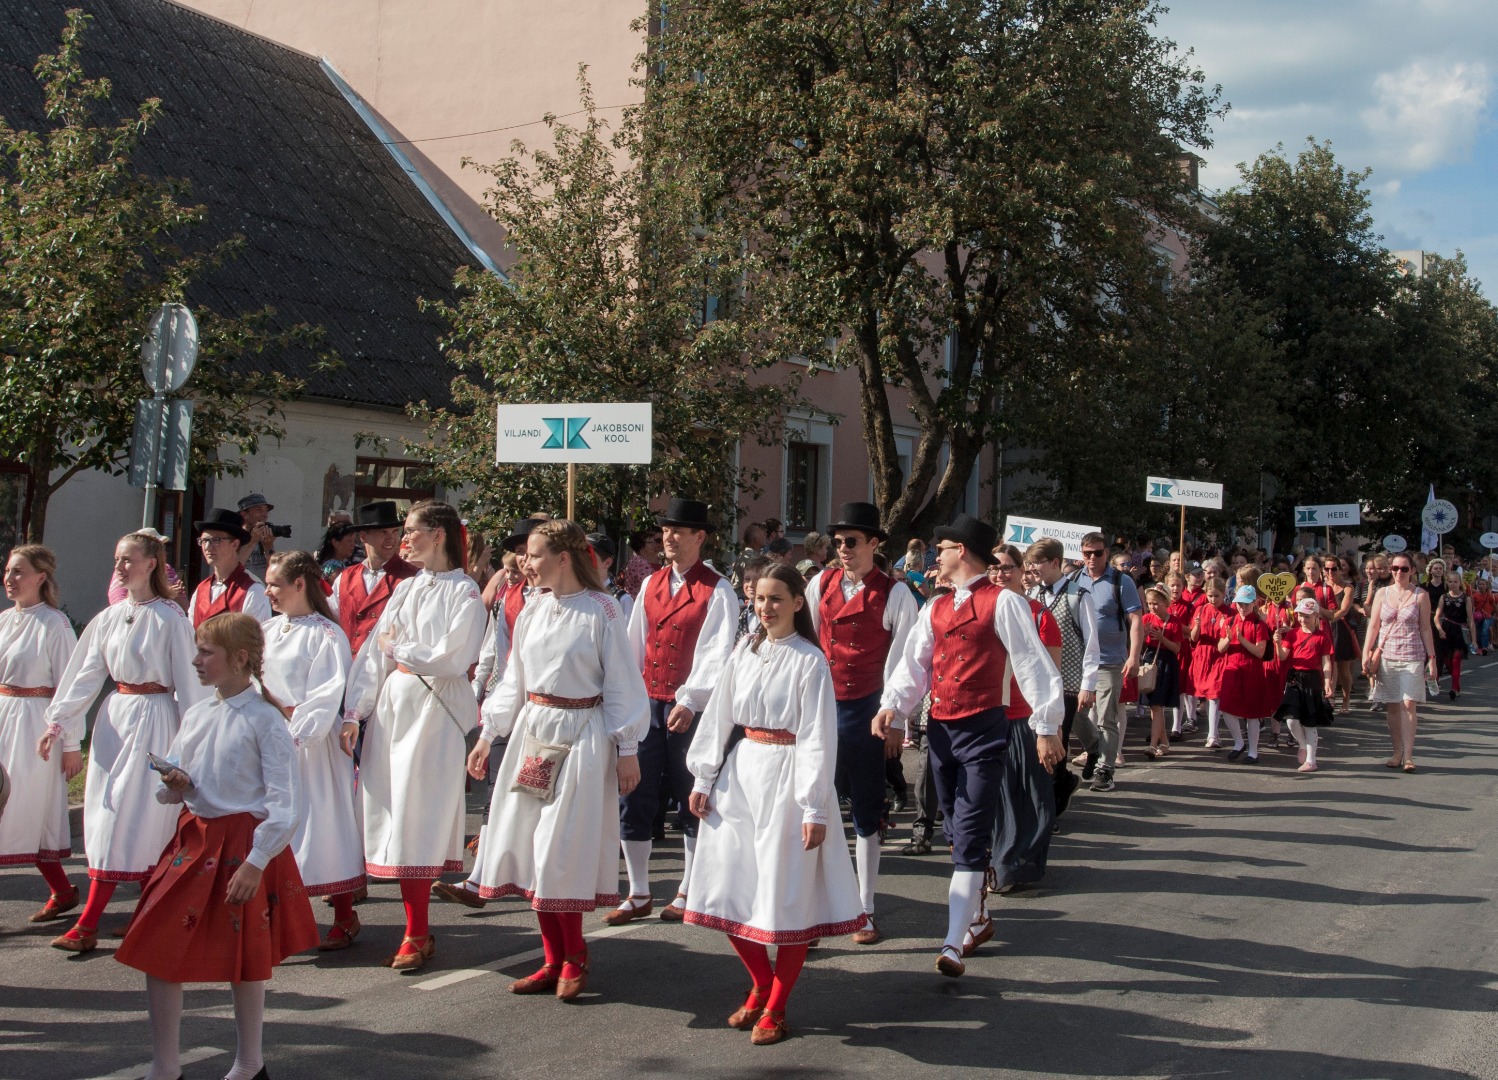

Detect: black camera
270,524,293,538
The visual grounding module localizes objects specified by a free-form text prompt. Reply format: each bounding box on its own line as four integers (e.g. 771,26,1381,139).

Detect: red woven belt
117,682,170,695
278,703,299,720
527,692,603,710
741,726,796,745
0,684,55,698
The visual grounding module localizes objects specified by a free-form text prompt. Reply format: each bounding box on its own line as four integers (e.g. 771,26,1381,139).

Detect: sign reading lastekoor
496,403,654,465
1145,476,1224,510
1003,515,1100,560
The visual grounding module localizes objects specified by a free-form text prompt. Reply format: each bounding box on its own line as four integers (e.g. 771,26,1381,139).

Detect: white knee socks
1169,706,1183,735
1206,700,1221,743
620,839,652,904
145,977,182,1080
1246,718,1261,757
224,980,266,1080
1223,713,1244,750
855,833,881,916
676,834,696,904
1289,720,1318,766
944,870,985,950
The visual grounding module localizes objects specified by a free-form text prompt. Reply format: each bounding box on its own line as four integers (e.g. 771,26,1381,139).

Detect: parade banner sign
495,402,654,464
1002,515,1099,560
1145,476,1224,510
1295,503,1361,527
1421,498,1459,536
1383,535,1408,553
1481,531,1498,551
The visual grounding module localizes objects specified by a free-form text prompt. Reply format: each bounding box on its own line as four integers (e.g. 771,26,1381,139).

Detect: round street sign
1421,498,1459,536
1383,535,1408,553
1481,531,1498,550
141,303,199,395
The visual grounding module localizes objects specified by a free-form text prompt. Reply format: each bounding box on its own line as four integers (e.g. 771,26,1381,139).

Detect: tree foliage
0,10,318,541
640,0,1221,548
415,73,800,542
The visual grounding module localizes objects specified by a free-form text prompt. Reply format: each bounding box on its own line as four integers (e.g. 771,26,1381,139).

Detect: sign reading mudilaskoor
495,403,654,465
1002,515,1100,560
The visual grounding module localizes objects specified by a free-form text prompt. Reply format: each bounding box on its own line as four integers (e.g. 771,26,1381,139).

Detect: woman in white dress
262,550,361,950
685,563,864,1046
469,519,647,1002
343,500,487,973
39,531,205,952
0,545,80,922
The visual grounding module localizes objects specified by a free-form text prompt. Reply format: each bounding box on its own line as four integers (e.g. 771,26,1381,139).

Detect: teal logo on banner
1007,523,1038,544
1149,481,1173,499
542,417,591,450
1297,508,1318,525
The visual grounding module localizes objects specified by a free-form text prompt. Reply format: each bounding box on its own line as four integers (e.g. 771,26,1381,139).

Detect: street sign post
1145,476,1224,561
495,402,654,519
133,304,199,528
1001,514,1099,560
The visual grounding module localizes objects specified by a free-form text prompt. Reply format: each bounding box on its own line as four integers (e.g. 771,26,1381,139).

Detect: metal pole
142,484,158,530
567,462,576,521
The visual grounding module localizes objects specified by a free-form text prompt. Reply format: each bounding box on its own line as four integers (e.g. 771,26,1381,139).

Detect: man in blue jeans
1075,532,1143,792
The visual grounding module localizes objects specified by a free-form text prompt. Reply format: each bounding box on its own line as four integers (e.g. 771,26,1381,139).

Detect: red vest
817,567,893,701
192,566,256,628
928,578,1009,721
642,561,720,702
337,556,416,655
502,580,527,646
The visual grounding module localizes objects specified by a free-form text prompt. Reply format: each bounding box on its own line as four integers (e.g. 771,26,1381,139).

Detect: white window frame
782,411,835,541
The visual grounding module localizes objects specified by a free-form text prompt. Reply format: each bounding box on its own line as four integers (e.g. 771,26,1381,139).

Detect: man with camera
237,492,289,582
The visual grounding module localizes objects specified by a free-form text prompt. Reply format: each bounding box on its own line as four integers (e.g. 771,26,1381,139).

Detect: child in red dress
1141,587,1183,757
1190,580,1230,747
1217,585,1275,764
116,613,317,1080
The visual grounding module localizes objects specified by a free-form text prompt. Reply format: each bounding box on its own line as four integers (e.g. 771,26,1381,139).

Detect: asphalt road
4,664,1497,1080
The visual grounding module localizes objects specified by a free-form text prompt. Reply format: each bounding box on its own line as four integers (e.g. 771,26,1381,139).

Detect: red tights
534,912,586,978
37,861,73,896
729,937,808,1016
1450,652,1463,693
76,879,116,933
399,878,432,946
329,891,356,925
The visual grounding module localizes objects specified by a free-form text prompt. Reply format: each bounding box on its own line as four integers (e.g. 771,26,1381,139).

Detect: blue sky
1155,0,1498,296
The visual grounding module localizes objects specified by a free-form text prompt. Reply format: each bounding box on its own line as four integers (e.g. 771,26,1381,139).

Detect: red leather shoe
29,885,80,923
727,985,770,1029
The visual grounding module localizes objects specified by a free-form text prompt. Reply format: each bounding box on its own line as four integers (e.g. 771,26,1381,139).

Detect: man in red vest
804,501,918,945
875,513,1063,978
191,507,272,627
607,498,739,925
331,501,416,657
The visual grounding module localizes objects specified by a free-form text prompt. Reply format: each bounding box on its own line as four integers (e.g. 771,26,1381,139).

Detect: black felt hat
656,498,714,532
827,501,888,542
931,513,1000,565
587,532,617,562
355,501,404,531
193,507,250,545
503,517,545,553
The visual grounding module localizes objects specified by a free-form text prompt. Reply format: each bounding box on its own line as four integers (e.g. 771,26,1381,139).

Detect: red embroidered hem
474,882,621,912
303,873,368,898
88,867,153,883
365,860,463,879
0,848,72,867
683,910,868,945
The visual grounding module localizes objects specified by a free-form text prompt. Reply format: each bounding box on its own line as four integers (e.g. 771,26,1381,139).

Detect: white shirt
687,635,836,825
0,602,77,731
880,574,1065,735
480,589,649,755
804,568,921,686
328,558,398,618
626,563,741,715
262,613,352,748
156,687,299,869
207,575,273,623
1035,575,1102,693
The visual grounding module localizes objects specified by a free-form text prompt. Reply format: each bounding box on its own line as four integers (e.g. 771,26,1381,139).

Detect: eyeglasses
199,536,234,547
993,564,1019,573
1081,549,1106,558
831,536,861,549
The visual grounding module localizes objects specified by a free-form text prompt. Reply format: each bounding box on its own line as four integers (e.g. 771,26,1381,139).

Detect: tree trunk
24,468,50,543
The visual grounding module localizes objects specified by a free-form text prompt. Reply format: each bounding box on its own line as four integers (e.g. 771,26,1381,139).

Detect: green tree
415,75,799,542
0,10,317,541
641,0,1220,547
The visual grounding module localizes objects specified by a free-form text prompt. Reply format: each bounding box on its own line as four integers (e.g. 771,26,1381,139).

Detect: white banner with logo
495,402,654,464
1002,515,1100,560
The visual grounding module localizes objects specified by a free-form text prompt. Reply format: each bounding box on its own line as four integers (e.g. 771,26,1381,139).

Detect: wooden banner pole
567,462,576,521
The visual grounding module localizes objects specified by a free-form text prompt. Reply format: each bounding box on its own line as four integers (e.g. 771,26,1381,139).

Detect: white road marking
83,1045,227,1080
411,918,650,991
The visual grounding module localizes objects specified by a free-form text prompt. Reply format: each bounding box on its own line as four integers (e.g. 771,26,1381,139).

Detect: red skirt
116,810,319,983
1218,657,1282,720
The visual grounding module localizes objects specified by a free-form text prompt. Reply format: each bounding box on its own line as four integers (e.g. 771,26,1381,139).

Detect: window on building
785,442,822,533
354,458,434,514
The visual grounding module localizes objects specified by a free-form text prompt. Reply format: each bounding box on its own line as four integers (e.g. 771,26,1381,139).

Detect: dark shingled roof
0,0,477,410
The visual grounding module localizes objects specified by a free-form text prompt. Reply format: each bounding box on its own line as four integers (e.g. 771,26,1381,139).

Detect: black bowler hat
355,501,404,531
932,513,1000,565
827,501,887,542
193,507,250,545
503,517,545,553
587,532,617,562
656,498,714,532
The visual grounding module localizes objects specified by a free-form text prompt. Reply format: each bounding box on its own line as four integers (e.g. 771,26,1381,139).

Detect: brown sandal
728,985,770,1029
509,962,561,994
556,950,589,1002
751,1010,788,1045
317,915,361,951
384,934,435,972
29,885,80,924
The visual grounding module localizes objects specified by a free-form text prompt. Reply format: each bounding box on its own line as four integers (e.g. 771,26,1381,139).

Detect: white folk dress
0,604,77,867
475,590,648,910
44,598,206,881
262,612,362,896
684,635,865,944
346,568,487,879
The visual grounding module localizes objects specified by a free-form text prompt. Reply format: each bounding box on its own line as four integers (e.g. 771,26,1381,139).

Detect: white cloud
1361,60,1492,170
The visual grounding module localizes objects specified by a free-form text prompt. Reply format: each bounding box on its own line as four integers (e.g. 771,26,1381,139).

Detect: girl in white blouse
343,500,487,973
685,564,864,1046
469,519,648,1002
115,612,318,1080
262,550,360,950
40,531,206,953
0,545,79,921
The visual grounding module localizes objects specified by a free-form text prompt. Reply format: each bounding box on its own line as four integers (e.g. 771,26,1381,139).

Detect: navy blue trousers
926,708,1010,871
620,698,698,841
834,692,886,838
